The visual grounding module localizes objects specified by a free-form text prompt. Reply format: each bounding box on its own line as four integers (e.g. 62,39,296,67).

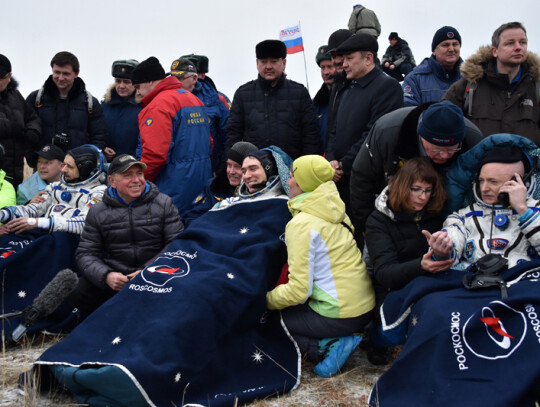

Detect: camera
53,133,69,149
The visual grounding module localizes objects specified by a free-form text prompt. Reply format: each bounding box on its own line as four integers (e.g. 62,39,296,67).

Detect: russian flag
279,23,304,55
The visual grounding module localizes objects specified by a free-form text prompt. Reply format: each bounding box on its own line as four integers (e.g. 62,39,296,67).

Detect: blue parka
101,85,141,157
402,55,463,107
192,79,229,172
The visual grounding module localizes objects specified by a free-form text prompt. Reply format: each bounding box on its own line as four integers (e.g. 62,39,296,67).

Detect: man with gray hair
443,22,540,144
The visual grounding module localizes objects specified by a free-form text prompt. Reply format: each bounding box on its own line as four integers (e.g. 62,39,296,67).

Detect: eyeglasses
410,187,433,196
431,143,462,156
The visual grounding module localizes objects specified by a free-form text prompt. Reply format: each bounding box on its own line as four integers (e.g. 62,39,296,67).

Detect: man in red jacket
131,57,211,217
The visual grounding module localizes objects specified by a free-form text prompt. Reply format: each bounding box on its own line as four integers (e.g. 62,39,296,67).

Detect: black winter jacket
350,104,482,232
226,74,320,158
327,66,404,175
365,189,443,291
0,78,41,186
26,76,108,154
76,182,183,289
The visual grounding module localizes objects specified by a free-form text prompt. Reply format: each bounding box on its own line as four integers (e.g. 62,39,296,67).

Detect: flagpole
299,21,310,93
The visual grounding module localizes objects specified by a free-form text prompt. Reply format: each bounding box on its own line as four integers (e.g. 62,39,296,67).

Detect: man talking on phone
425,146,540,270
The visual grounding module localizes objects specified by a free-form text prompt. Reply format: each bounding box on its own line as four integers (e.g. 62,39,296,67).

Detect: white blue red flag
279,23,304,54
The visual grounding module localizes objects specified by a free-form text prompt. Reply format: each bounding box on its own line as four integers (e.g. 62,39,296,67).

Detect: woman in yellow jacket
267,155,375,377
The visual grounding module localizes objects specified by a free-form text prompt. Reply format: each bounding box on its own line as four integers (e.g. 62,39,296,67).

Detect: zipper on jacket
128,207,139,266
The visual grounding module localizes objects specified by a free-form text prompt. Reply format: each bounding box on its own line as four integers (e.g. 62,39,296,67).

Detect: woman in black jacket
365,157,453,295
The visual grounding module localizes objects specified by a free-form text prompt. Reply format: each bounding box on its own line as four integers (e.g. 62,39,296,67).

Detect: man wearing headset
425,146,540,269
0,145,107,235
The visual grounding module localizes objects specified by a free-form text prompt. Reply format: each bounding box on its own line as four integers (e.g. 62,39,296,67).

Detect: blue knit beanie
418,101,465,146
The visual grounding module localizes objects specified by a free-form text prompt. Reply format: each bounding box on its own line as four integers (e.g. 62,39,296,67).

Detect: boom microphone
11,268,79,342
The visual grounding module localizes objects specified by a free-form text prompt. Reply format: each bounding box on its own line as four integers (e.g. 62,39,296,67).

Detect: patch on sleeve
464,240,476,260
87,198,100,207
53,204,66,212
192,194,205,205
146,118,153,126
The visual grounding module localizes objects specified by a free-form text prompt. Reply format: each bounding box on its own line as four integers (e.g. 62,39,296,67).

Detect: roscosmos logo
141,254,190,287
462,301,527,360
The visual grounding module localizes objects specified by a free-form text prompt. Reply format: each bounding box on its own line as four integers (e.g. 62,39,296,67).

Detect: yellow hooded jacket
267,181,375,319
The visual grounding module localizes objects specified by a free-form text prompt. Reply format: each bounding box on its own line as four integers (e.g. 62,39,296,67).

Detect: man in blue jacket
402,26,463,106
172,55,230,172
26,52,109,160
101,59,141,158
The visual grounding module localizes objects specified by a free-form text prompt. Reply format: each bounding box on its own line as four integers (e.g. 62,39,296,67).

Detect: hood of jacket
1,76,19,94
102,84,141,105
42,75,87,100
288,181,346,224
461,46,540,84
140,76,182,107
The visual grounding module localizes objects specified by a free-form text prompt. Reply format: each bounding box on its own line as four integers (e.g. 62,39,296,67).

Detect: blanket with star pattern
369,260,540,407
36,194,301,407
0,231,80,339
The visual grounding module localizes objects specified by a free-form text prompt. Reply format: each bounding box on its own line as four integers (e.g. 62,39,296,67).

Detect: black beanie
0,54,11,76
327,29,352,52
248,149,278,179
388,32,399,40
131,56,166,85
227,141,258,165
67,146,99,181
432,26,461,51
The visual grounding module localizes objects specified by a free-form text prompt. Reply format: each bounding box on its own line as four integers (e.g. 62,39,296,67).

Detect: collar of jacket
428,55,463,81
43,75,86,100
257,73,285,91
102,84,139,105
350,65,382,88
313,82,331,106
140,76,182,107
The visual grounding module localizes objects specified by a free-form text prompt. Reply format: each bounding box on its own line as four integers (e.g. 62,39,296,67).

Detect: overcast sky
3,0,539,101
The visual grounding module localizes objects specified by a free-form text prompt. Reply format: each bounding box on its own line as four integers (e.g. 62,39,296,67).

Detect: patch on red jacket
146,118,153,126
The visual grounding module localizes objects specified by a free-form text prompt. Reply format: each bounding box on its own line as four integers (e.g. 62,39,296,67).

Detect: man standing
171,55,230,172
326,29,353,148
131,57,211,217
101,59,141,158
443,22,540,144
16,144,65,204
350,101,482,234
70,154,182,320
403,26,463,106
26,51,108,156
0,54,41,188
313,45,334,153
326,34,403,211
227,40,320,159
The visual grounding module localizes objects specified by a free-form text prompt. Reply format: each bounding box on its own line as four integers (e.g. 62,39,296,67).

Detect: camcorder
53,133,69,149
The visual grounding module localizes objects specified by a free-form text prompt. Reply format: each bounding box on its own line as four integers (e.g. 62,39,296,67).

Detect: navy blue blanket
369,260,540,407
0,231,79,338
36,196,301,407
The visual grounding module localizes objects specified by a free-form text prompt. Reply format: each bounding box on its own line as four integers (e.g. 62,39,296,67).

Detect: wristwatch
27,218,36,226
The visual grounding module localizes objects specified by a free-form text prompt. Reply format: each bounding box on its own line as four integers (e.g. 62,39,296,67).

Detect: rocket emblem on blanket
141,254,190,287
462,301,526,360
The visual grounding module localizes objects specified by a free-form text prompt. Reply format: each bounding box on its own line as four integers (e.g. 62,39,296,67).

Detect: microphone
11,268,79,342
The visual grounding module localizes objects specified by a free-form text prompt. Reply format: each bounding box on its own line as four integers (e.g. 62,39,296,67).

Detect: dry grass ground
1,334,392,407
